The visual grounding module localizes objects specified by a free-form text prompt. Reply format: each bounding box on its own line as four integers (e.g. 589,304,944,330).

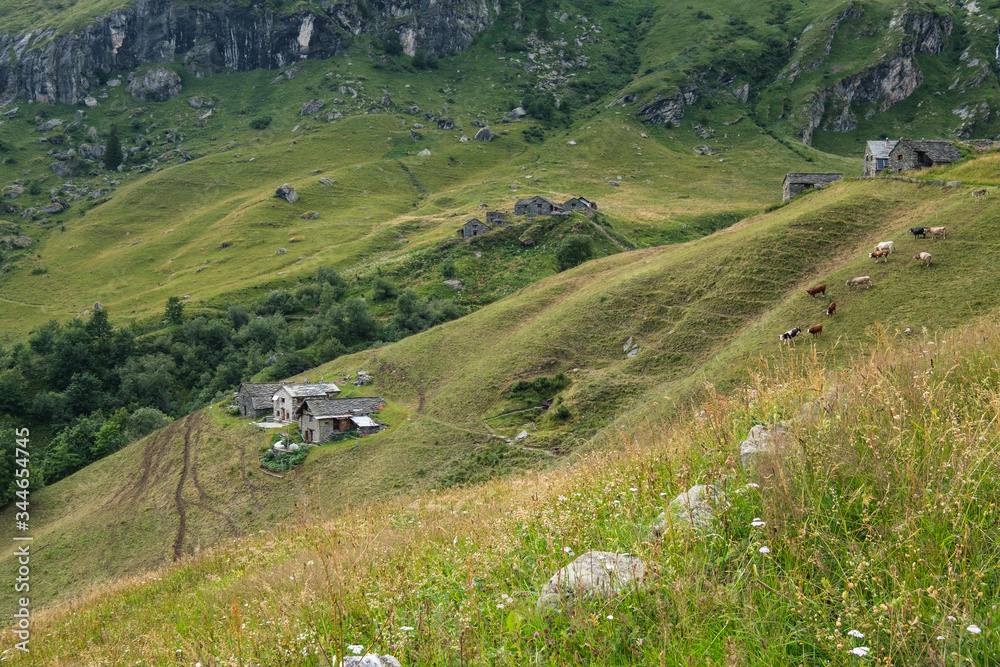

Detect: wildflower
948,616,957,621
558,495,567,501
759,546,771,554
659,492,667,497
967,625,982,634
348,645,364,655
629,488,638,492
533,631,540,638
751,518,766,527
847,630,864,639
563,546,574,554
497,603,505,609
848,647,870,657
936,636,945,641
746,483,760,489
606,615,614,620
400,626,415,632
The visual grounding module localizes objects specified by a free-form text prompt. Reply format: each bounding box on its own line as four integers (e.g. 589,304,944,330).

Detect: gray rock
408,106,420,115
319,177,334,185
301,211,319,219
739,423,786,468
274,183,299,203
515,430,528,441
276,247,287,255
946,180,962,187
36,118,63,132
474,126,494,142
437,118,454,129
107,78,121,87
79,143,104,160
627,347,639,358
459,135,469,143
655,484,728,531
301,99,325,115
188,97,205,108
41,203,66,214
623,337,633,352
83,96,98,108
443,279,463,289
2,185,24,198
417,149,432,156
325,111,343,121
510,106,527,119
12,235,34,248
608,180,620,187
51,161,71,177
537,551,648,611
126,67,182,102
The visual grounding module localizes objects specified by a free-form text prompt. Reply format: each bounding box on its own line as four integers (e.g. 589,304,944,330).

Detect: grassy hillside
6,173,1000,614
5,313,998,664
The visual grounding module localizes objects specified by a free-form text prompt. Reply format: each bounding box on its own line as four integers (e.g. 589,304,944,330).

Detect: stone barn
563,197,598,212
459,218,490,238
296,396,387,443
883,139,961,174
272,383,341,423
514,196,564,217
782,173,844,202
236,382,283,418
863,139,898,177
486,211,507,225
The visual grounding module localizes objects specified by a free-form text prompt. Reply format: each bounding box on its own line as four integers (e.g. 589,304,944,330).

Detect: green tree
104,124,123,171
165,296,185,324
371,276,399,302
91,407,128,459
555,234,595,271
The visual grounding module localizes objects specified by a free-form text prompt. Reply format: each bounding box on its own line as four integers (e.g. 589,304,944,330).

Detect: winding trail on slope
172,423,192,561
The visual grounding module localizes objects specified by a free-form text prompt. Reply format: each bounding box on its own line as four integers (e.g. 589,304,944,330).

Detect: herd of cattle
779,225,948,343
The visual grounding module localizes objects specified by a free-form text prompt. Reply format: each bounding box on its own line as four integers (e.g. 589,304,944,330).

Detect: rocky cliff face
798,10,952,145
0,0,499,105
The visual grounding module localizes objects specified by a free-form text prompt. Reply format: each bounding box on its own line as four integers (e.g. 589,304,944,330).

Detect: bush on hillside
555,234,594,271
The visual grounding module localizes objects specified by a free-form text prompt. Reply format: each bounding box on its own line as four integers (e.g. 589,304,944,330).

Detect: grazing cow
874,241,895,254
779,327,802,342
826,301,836,316
973,188,988,200
909,226,928,239
913,251,932,267
806,284,826,298
808,324,823,336
846,275,872,289
869,249,890,263
929,226,947,240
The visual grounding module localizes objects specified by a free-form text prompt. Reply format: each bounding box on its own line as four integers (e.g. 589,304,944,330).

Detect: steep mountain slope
6,172,1000,614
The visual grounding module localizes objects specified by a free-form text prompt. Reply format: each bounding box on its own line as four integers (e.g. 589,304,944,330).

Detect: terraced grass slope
6,173,1000,614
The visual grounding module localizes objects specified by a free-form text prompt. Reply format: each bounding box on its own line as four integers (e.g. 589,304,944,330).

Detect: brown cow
826,301,836,316
869,249,889,263
913,251,932,267
808,324,822,336
806,284,826,298
929,226,947,240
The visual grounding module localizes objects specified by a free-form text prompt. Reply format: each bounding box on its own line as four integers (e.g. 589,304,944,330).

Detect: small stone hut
236,382,283,418
514,196,564,217
863,139,898,178
563,197,598,212
883,139,961,174
781,173,844,202
459,218,491,238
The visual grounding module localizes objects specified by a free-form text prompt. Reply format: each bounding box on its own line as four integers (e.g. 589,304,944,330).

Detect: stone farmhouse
881,139,961,175
782,173,844,202
272,382,341,423
295,396,387,443
563,197,598,213
459,218,491,239
863,139,897,178
236,382,282,418
486,211,506,225
514,196,564,216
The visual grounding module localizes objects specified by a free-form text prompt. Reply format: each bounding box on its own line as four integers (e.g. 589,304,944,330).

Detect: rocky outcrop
536,551,648,611
126,66,181,101
0,0,499,105
798,10,951,145
636,85,699,125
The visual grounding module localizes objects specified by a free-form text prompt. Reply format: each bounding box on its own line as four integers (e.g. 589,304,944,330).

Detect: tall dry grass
5,320,1000,665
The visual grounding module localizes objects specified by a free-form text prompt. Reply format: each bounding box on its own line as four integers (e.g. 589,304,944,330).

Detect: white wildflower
847,630,864,639
400,626,415,632
606,615,614,620
967,624,981,634
348,645,364,655
848,647,870,657
759,546,771,554
751,518,766,527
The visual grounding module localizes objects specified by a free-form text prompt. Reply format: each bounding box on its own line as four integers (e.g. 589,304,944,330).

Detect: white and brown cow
913,252,932,267
846,276,872,290
874,241,895,254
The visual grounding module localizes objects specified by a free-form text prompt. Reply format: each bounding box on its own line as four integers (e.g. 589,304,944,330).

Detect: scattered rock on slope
474,126,494,142
301,99,325,115
652,484,727,534
739,423,786,469
537,551,648,611
274,183,299,203
126,67,182,102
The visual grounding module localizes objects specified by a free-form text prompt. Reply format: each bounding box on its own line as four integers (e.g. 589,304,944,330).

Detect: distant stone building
459,218,490,238
272,383,341,422
514,196,563,217
295,396,387,443
863,139,898,178
236,382,282,418
486,211,506,225
781,173,844,202
563,197,598,212
883,139,961,175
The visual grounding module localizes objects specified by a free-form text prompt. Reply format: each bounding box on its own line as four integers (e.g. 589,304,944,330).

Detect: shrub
371,276,399,302
249,116,272,130
555,234,594,271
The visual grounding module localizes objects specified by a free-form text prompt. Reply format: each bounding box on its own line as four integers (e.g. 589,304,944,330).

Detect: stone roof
296,396,386,418
782,173,844,185
901,139,961,163
866,140,898,159
275,383,341,398
238,383,283,410
515,196,557,206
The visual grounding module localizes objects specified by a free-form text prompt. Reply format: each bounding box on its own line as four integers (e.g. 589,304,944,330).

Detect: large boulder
652,484,727,534
274,183,299,203
510,106,527,119
78,143,104,160
474,126,494,142
51,161,71,177
36,118,62,132
537,551,647,611
126,67,182,102
437,118,454,130
739,423,786,469
301,99,325,115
